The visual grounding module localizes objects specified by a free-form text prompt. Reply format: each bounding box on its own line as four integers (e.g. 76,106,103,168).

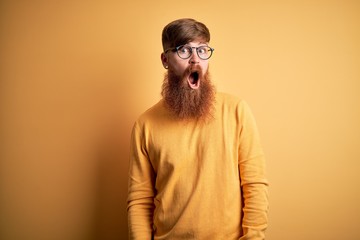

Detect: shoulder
138,99,164,118
215,92,255,123
216,92,249,109
133,99,169,129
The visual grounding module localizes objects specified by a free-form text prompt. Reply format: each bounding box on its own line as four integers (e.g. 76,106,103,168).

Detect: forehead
185,39,208,46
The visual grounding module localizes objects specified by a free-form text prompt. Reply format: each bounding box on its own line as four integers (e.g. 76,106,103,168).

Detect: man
127,18,268,239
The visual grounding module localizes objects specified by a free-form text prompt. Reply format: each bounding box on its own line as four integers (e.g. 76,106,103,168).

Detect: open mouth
187,71,200,89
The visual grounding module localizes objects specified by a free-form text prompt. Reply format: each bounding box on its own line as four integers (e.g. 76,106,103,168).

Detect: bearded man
127,18,269,240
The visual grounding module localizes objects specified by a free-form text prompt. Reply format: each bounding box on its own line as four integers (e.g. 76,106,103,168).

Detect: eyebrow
184,43,208,47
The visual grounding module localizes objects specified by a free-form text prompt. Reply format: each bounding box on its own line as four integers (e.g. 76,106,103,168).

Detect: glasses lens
176,45,214,59
197,46,212,60
177,46,192,59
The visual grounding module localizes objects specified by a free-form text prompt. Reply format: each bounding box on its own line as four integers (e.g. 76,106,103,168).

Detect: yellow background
1,0,359,239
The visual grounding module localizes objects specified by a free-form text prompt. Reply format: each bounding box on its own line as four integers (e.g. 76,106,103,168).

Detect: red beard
161,66,216,122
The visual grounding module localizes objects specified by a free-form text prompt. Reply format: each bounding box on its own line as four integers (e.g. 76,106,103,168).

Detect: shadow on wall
85,70,140,239
92,117,131,239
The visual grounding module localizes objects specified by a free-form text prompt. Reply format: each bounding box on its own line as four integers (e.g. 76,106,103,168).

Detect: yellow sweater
127,92,268,240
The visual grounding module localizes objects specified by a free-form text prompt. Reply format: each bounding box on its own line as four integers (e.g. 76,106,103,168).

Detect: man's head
160,18,216,121
161,18,210,53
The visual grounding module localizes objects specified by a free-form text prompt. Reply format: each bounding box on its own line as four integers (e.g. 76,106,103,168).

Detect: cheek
171,62,188,75
201,62,209,72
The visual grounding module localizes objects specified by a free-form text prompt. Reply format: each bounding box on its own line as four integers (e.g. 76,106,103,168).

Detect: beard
161,65,216,122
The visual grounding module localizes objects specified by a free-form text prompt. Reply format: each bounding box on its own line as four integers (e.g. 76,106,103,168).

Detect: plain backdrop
1,0,359,239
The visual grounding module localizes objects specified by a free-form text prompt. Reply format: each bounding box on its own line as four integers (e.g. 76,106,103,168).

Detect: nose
189,48,200,65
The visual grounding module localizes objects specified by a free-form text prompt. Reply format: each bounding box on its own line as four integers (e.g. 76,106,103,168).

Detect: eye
178,46,191,54
198,46,209,55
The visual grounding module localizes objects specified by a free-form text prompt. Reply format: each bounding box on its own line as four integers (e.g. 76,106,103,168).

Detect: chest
146,119,239,177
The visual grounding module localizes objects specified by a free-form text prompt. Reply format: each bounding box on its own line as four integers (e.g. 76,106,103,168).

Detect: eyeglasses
165,45,214,60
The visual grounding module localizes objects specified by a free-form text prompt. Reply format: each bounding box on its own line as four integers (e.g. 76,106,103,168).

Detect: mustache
167,65,206,86
186,65,203,76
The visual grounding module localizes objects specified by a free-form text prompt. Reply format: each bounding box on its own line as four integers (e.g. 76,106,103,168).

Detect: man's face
161,41,210,89
161,40,215,121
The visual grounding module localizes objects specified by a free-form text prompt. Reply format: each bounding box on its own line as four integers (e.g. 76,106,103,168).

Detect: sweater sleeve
127,122,156,240
237,101,269,240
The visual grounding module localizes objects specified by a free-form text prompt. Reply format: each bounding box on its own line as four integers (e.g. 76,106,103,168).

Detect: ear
161,53,169,69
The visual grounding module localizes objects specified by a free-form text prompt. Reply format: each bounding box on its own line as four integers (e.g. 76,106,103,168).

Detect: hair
161,66,216,122
162,18,210,51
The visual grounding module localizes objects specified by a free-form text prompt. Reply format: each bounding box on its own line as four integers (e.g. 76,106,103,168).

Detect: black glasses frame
165,45,214,60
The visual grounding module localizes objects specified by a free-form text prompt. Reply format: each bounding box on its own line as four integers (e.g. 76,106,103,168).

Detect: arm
238,101,269,240
127,122,156,240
